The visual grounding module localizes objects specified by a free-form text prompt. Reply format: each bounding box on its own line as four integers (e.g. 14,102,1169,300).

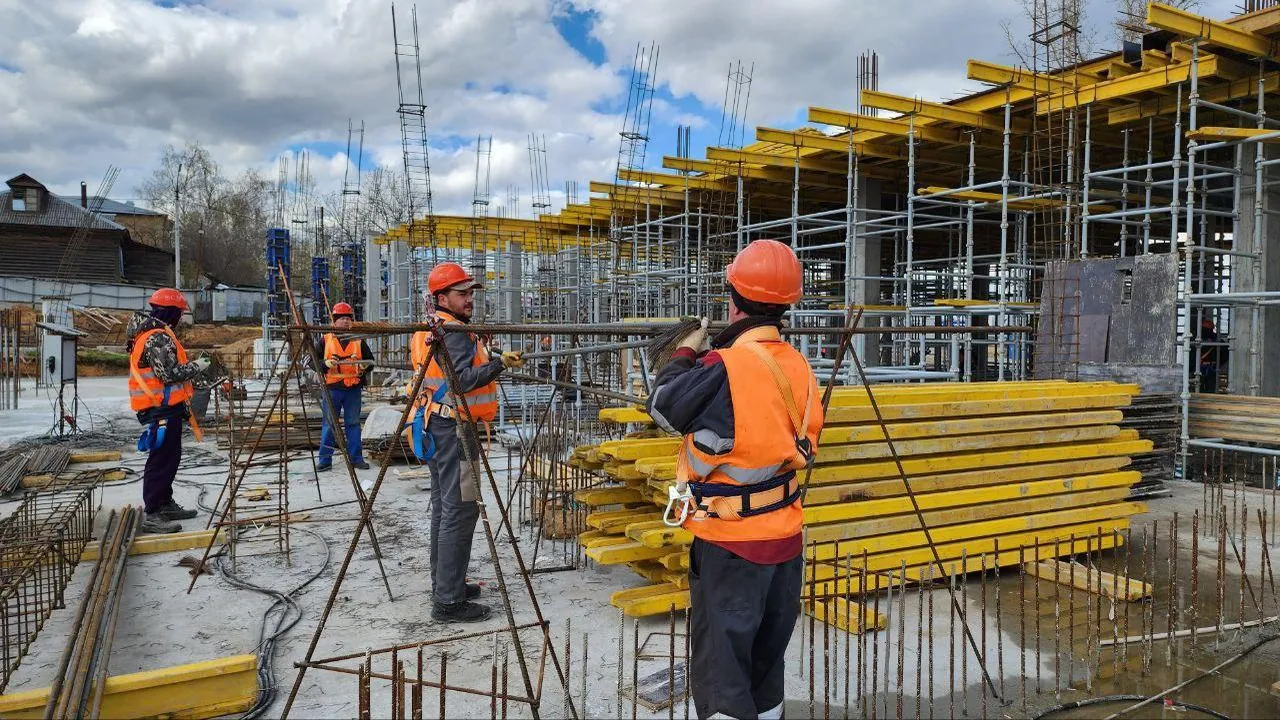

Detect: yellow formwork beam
586,540,671,564
918,186,1116,213
1036,56,1221,114
599,406,656,424
806,487,1135,545
754,127,909,161
617,168,729,192
1186,126,1280,142
815,425,1126,464
808,108,1000,149
806,597,888,633
1146,2,1278,58
82,528,225,562
857,89,1029,134
807,518,1131,587
806,534,1119,596
802,471,1139,526
574,487,644,506
597,512,662,534
807,499,1144,562
1025,559,1153,601
705,146,850,174
0,655,257,720
967,59,1082,93
611,582,690,617
803,456,1130,505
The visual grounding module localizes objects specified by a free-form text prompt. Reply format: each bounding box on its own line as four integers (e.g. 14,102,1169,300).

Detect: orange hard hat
427,262,482,295
332,301,355,317
149,288,188,311
725,239,803,305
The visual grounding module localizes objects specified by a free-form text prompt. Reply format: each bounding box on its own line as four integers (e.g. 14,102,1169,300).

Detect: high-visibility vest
677,325,823,544
407,310,498,422
128,327,194,412
322,333,363,387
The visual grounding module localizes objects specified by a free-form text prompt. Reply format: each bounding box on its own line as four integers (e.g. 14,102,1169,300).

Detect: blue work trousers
319,385,364,465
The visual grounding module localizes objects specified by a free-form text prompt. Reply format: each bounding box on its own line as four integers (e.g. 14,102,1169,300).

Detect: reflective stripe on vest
677,325,824,544
128,327,193,412
408,311,499,422
323,333,363,387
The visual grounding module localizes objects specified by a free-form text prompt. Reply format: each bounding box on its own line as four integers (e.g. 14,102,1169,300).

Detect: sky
0,0,1241,222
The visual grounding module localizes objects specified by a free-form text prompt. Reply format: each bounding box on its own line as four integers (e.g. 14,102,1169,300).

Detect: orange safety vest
128,327,194,412
407,310,498,422
677,325,823,544
322,333,364,387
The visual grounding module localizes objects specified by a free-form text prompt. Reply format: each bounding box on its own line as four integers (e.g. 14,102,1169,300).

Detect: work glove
324,358,338,369
676,317,711,353
191,356,212,373
501,350,525,369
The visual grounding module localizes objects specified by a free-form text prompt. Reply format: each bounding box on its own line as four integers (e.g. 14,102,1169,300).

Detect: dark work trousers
689,537,803,720
142,416,184,513
426,414,481,605
319,385,364,465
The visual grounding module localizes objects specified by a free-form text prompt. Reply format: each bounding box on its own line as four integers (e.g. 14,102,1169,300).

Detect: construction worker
648,239,823,720
318,302,374,471
126,288,212,534
408,262,524,623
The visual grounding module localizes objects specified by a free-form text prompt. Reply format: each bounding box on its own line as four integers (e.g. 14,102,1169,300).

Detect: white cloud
0,0,1253,226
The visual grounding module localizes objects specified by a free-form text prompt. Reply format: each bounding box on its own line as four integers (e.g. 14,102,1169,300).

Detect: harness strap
741,341,815,461
690,471,800,520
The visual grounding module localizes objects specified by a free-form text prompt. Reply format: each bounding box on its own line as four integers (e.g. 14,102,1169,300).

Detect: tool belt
689,470,800,520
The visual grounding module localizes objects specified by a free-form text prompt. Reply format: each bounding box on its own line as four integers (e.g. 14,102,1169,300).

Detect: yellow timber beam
705,146,849,174
1037,55,1222,113
1109,70,1280,124
809,107,1004,149
588,181,690,203
918,186,1115,212
967,59,1082,94
858,89,1030,133
755,127,908,160
618,168,730,192
1146,2,1280,58
0,655,258,719
662,156,852,190
1185,125,1280,142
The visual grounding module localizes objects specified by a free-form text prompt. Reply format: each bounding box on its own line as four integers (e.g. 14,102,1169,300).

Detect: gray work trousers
426,415,481,605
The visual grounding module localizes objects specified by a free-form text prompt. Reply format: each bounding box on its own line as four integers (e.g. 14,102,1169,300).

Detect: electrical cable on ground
1032,695,1229,720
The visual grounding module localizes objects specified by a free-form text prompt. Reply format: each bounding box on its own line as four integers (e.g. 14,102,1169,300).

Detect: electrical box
38,327,79,385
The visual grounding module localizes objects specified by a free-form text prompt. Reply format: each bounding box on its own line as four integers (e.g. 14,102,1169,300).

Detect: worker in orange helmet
647,239,822,720
126,288,213,534
407,262,524,623
317,302,375,471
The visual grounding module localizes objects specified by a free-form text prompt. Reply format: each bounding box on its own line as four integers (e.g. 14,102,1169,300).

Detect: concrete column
1230,143,1280,396
503,241,523,323
364,236,382,322
850,177,883,367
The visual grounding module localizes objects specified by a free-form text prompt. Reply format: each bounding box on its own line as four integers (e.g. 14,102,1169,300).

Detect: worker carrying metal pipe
649,239,823,720
407,262,524,623
317,302,374,471
126,288,213,534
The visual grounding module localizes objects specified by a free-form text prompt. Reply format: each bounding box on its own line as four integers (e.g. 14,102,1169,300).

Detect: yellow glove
323,358,338,369
677,317,711,352
501,351,525,369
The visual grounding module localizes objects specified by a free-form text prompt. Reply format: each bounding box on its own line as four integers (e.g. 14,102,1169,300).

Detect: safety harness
663,341,815,527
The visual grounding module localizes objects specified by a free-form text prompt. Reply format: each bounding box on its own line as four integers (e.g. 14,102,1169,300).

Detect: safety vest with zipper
677,325,823,544
407,310,498,422
128,327,194,412
322,333,364,387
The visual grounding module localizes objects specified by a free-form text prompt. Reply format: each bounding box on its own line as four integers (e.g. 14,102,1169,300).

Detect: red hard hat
725,239,803,305
149,288,188,311
427,262,482,295
332,302,354,317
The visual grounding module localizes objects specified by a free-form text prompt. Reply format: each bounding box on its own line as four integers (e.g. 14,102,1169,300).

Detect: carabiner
662,484,694,527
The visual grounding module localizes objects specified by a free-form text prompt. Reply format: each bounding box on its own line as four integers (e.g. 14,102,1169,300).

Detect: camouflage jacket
125,313,204,385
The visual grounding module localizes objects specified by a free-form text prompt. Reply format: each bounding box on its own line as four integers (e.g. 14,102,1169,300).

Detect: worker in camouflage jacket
126,289,211,534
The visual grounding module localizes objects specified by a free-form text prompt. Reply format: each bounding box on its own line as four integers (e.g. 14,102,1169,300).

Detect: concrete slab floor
4,382,1280,718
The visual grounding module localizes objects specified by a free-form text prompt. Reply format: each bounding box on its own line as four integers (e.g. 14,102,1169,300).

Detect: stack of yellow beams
573,381,1152,617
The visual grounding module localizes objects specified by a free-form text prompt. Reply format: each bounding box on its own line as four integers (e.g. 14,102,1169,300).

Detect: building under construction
4,1,1280,719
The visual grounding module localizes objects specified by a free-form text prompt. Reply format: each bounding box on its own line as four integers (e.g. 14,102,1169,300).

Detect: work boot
466,582,482,600
315,461,333,472
352,460,371,470
157,501,198,521
141,513,181,534
432,600,491,623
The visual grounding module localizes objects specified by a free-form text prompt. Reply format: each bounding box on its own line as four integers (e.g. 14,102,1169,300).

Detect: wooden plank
82,528,225,562
69,450,123,464
586,540,670,564
574,487,645,506
1024,559,1153,601
611,583,690,617
22,469,126,489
